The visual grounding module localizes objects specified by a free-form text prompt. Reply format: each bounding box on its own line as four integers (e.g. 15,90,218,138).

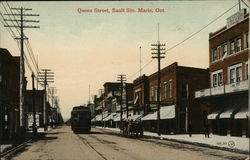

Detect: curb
144,134,249,155
0,139,32,159
0,129,53,159
97,127,249,155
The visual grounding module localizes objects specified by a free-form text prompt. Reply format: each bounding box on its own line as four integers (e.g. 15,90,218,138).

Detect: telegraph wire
5,1,41,74
0,12,17,40
1,3,20,35
1,2,42,83
127,2,239,80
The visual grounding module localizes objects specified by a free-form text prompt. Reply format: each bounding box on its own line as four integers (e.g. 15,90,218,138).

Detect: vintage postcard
0,0,249,160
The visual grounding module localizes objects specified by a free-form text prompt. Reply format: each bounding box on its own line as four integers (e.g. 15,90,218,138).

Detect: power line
4,2,21,35
127,2,238,81
1,3,20,35
0,12,17,39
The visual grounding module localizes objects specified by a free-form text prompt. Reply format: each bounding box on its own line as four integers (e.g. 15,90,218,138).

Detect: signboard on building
227,9,245,28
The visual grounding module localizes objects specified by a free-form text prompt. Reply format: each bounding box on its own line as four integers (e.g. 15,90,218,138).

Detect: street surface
4,126,248,160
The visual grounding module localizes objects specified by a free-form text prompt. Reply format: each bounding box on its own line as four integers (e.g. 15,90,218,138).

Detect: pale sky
1,1,247,120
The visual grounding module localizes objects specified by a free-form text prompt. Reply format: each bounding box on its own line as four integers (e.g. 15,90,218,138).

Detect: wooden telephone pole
3,7,39,127
99,89,104,128
151,24,166,136
38,69,54,131
117,74,126,125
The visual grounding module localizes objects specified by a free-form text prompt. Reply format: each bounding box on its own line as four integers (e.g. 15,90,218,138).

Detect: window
213,74,217,87
211,69,223,87
244,32,249,49
218,72,223,86
217,46,221,59
154,85,157,101
246,62,249,80
211,48,217,62
246,33,249,48
169,81,172,98
222,43,228,57
230,69,236,83
236,38,241,52
230,41,235,55
151,86,154,98
236,66,242,82
164,82,167,99
181,83,188,99
228,63,242,84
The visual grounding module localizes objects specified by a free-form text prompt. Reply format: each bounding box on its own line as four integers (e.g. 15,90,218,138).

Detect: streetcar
71,106,91,133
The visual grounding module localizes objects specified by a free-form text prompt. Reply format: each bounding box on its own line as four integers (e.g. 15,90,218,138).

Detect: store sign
227,9,245,28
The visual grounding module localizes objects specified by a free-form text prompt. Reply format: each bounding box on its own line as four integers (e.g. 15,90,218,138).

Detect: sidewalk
97,126,249,154
0,127,52,154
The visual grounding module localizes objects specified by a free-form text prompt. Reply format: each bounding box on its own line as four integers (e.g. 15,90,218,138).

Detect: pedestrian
188,121,192,137
204,123,210,138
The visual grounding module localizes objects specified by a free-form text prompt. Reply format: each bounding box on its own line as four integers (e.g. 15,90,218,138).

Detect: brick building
24,90,45,128
0,48,20,143
195,9,249,137
142,62,209,134
132,74,149,116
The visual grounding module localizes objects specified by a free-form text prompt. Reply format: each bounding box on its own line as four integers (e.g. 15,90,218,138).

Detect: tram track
76,134,108,160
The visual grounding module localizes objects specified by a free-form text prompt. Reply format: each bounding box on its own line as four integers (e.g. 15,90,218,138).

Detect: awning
208,107,223,120
141,112,156,121
141,105,175,121
131,114,143,121
103,113,116,121
235,105,249,119
114,113,127,122
161,105,175,119
92,113,109,122
219,105,237,119
95,106,102,110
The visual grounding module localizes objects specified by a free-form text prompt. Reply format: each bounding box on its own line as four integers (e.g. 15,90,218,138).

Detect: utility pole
151,24,166,136
3,7,40,128
139,46,142,77
38,69,54,131
88,85,91,105
31,73,37,138
49,87,56,108
117,74,126,126
125,83,129,119
37,55,39,90
99,89,104,128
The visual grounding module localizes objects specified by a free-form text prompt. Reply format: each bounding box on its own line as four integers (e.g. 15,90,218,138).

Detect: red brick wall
209,16,249,85
132,75,149,113
148,62,177,104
